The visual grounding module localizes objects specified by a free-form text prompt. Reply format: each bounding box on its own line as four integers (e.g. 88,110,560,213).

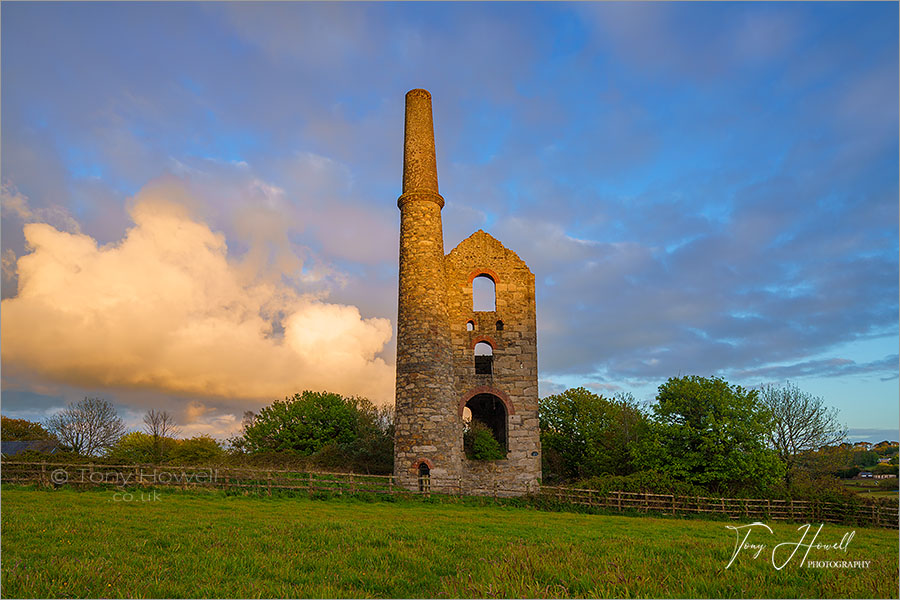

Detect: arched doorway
417,462,431,493
463,393,508,455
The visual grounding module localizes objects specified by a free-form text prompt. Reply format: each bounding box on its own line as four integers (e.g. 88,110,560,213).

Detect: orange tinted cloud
1,180,394,406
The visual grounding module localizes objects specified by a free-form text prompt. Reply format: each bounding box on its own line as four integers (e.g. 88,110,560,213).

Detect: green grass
1,486,897,598
842,479,900,499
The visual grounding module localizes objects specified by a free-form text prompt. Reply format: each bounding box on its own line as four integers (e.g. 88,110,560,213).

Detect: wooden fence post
267,471,272,496
389,474,393,495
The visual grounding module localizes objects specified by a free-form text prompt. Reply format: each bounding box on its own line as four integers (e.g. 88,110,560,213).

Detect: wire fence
2,460,896,529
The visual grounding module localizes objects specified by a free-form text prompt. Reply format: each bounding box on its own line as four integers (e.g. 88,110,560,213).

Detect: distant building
859,471,873,478
1,440,59,456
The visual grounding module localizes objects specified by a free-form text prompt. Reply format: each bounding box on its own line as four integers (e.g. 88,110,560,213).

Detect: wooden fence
537,486,898,529
2,461,896,529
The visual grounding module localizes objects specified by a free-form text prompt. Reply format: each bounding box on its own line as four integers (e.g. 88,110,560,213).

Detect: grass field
1,486,897,599
842,479,900,499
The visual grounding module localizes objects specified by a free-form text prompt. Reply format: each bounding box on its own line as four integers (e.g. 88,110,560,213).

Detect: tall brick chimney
393,89,462,489
401,89,440,198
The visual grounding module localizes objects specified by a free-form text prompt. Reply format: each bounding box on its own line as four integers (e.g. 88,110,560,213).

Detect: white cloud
0,179,395,411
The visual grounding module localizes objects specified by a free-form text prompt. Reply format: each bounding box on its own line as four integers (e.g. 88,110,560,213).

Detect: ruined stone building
393,89,541,495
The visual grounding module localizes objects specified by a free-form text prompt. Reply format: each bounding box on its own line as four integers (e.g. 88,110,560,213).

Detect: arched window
463,393,508,457
466,320,475,331
496,320,504,331
472,275,496,312
474,341,493,375
417,462,430,493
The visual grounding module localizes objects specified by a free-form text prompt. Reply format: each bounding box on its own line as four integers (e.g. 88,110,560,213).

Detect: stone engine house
394,89,541,495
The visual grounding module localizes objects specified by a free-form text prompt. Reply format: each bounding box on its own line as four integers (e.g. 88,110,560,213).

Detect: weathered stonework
394,89,541,495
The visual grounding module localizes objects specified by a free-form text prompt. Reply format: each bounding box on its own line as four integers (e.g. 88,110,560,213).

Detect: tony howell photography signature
725,522,866,570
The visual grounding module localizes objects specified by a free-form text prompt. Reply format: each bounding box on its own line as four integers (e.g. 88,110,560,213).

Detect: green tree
852,450,879,468
240,391,360,454
539,387,649,482
346,403,394,474
1,416,57,442
107,432,157,463
634,376,783,494
168,435,224,464
235,391,393,473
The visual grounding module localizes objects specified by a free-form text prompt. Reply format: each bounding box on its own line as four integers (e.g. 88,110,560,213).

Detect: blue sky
1,2,897,442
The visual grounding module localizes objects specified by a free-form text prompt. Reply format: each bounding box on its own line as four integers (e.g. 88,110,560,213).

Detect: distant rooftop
1,440,59,456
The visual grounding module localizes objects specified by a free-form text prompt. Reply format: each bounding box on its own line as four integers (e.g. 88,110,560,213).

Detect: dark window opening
472,274,496,312
418,463,431,493
496,320,504,331
474,341,493,375
463,394,508,459
466,320,475,331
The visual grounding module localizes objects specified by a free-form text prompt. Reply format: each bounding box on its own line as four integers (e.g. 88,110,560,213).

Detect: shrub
106,432,157,463
872,463,899,476
836,466,860,479
876,477,898,491
1,416,57,442
464,421,505,460
167,435,225,464
573,471,711,497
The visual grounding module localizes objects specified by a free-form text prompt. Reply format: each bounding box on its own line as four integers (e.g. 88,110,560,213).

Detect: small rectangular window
475,355,493,375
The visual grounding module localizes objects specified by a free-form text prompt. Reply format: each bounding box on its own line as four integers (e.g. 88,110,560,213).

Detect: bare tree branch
142,409,180,462
45,397,126,456
142,409,180,439
760,382,847,481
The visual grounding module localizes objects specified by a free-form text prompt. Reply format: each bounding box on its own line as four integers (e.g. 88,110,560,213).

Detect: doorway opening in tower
462,393,508,459
417,462,431,493
474,341,493,375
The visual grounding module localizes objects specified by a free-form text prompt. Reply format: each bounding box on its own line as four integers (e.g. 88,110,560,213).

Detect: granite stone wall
445,231,541,493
